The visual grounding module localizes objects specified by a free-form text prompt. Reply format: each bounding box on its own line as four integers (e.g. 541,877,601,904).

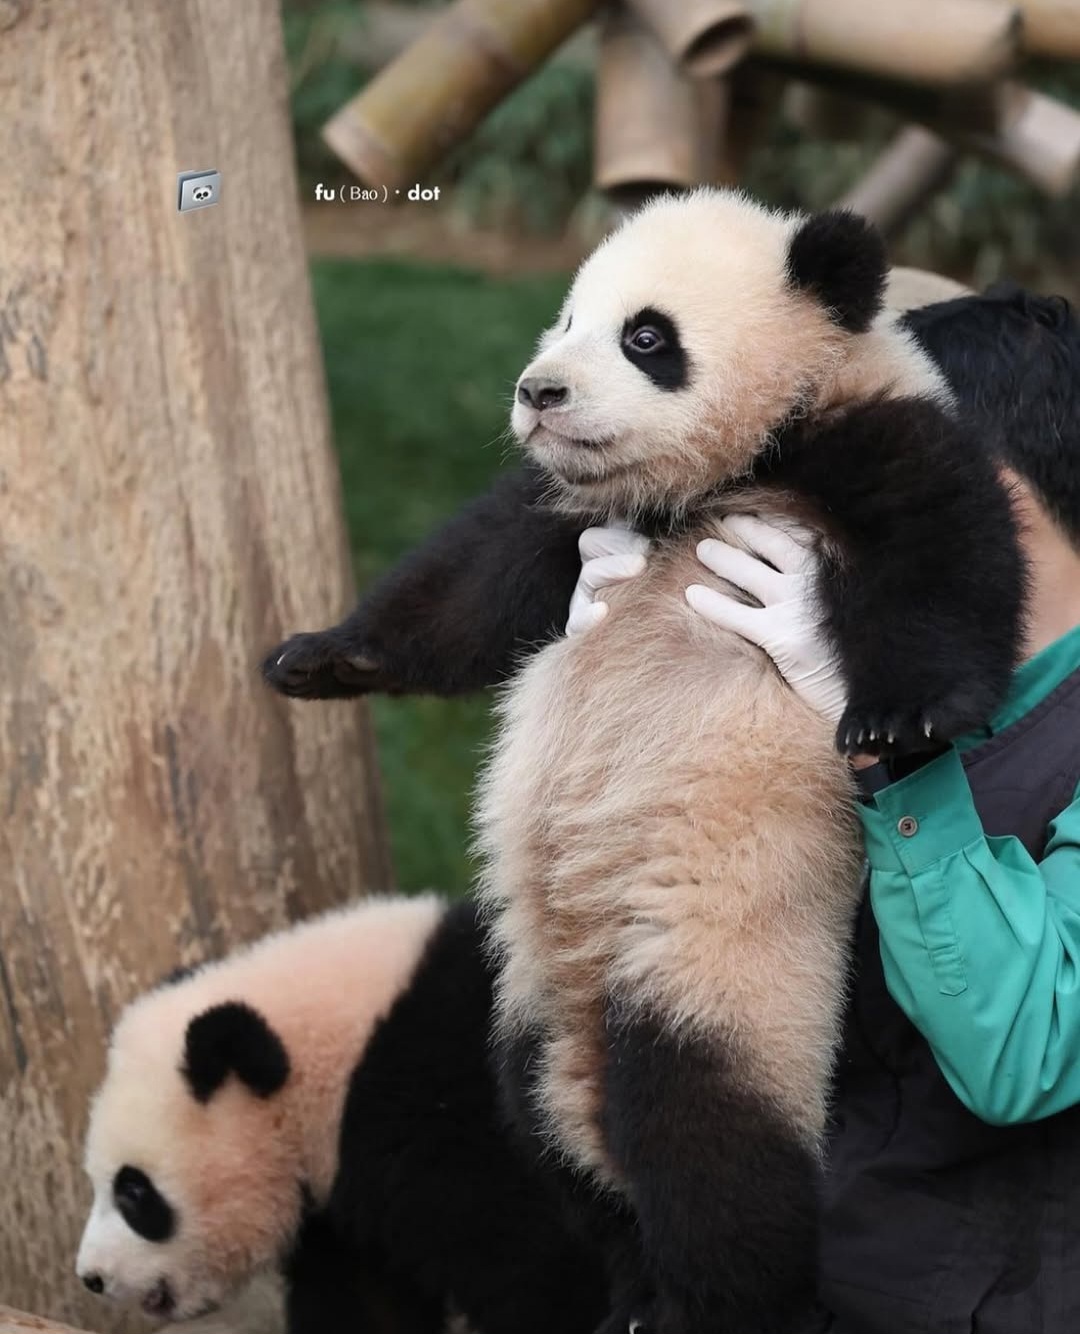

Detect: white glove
684,514,848,725
566,526,650,636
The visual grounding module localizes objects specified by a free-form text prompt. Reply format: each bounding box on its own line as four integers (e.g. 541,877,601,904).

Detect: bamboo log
323,0,601,189
0,0,391,1327
930,81,1080,197
334,2,597,74
594,6,729,204
625,0,754,76
750,0,1023,86
1014,0,1080,57
838,126,958,236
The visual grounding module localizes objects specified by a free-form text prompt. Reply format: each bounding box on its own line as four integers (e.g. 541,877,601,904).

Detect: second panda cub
267,191,1025,1333
76,897,606,1334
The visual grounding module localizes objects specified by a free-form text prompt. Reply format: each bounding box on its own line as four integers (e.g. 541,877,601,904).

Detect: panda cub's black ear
182,1001,290,1103
786,209,887,334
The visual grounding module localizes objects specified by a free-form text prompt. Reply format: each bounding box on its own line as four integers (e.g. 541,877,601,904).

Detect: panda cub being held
264,191,1026,1334
76,896,607,1334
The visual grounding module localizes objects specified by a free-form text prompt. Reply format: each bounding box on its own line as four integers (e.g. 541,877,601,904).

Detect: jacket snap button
897,815,919,837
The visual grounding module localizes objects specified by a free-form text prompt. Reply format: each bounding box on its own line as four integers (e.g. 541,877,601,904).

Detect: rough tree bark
0,1,392,1327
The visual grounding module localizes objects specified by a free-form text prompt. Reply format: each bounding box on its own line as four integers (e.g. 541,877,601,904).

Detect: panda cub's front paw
261,631,384,699
836,691,983,757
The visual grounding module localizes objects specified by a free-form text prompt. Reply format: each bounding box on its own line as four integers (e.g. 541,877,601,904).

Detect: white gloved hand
684,514,848,725
566,526,650,637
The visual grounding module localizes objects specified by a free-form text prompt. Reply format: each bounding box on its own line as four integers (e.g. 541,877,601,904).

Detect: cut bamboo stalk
946,82,1080,197
1014,0,1080,57
595,5,729,204
838,125,958,236
625,0,754,76
749,0,1022,86
323,0,602,189
335,2,598,74
886,267,973,312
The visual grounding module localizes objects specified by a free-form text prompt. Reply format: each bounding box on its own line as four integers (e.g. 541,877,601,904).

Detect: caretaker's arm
263,466,586,699
691,519,1080,1126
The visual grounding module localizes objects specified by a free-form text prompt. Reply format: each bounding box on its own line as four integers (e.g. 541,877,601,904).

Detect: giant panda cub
264,190,1025,1333
76,896,606,1334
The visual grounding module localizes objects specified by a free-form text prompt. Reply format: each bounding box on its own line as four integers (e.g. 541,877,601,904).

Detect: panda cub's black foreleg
285,1208,444,1334
767,395,1027,756
602,998,821,1334
263,465,587,700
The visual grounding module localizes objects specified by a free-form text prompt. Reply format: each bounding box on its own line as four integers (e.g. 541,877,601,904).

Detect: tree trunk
0,1,392,1327
0,1307,93,1334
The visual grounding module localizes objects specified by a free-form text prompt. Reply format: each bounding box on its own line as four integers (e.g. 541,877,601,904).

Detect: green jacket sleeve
859,747,1080,1126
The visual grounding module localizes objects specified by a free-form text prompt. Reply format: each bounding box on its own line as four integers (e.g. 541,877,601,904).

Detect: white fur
479,189,947,1177
77,895,444,1321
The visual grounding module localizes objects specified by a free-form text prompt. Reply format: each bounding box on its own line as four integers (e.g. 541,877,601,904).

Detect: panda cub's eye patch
620,307,688,391
114,1166,176,1243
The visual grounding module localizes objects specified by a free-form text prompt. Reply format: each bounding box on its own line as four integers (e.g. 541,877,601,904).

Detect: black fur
602,1003,827,1334
904,284,1080,548
113,1166,176,1243
182,1001,290,1103
262,465,586,699
262,283,1037,1332
287,901,608,1334
621,308,690,390
495,1022,649,1334
786,210,887,333
752,392,1027,755
286,1205,443,1334
496,1008,828,1334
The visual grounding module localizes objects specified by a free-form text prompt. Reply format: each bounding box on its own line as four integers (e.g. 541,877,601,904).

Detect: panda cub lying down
265,190,1025,1334
76,896,607,1334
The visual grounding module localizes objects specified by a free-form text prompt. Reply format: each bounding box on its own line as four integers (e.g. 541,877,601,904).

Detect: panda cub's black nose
518,378,568,411
82,1273,105,1295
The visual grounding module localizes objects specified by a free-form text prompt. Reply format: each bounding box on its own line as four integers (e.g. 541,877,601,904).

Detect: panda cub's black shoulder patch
786,210,887,334
182,1000,290,1103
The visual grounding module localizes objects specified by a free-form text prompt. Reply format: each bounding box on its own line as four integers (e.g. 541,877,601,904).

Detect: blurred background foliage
286,0,1080,893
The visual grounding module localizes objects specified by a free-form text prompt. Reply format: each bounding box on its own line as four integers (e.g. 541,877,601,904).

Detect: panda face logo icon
177,170,221,212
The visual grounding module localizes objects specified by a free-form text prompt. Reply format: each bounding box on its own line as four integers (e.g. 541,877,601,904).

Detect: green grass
311,258,569,893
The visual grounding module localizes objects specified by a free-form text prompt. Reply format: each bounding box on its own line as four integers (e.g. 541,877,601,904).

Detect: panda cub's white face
511,189,851,517
76,1163,223,1321
76,996,302,1322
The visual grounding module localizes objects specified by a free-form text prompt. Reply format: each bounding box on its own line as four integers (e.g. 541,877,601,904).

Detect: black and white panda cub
76,896,607,1334
264,191,1025,1333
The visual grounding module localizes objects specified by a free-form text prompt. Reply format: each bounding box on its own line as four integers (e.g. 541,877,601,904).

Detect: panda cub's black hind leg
602,999,821,1334
767,395,1027,757
494,1023,637,1334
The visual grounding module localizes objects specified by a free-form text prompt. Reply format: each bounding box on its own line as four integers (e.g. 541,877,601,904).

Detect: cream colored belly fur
476,512,864,1178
